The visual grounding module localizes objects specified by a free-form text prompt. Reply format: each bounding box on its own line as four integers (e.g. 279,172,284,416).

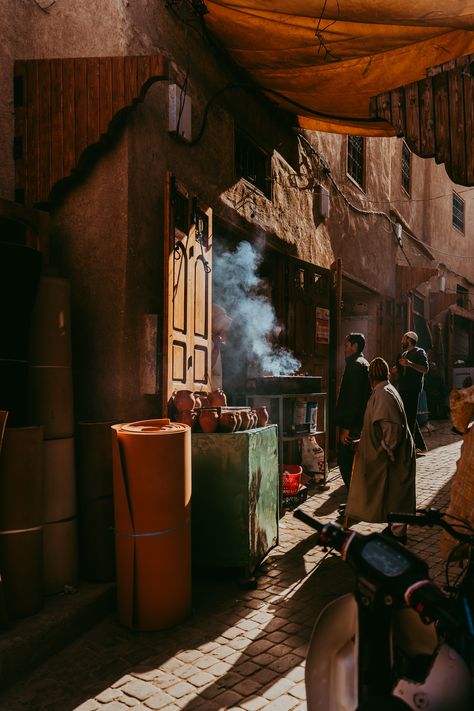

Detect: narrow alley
0,421,461,711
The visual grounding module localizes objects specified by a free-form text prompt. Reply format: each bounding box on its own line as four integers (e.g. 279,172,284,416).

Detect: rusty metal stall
191,425,279,579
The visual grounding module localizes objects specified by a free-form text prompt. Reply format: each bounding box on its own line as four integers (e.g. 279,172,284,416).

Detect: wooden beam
370,54,473,186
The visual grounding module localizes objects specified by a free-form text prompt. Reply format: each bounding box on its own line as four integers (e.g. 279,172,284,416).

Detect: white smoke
213,242,301,376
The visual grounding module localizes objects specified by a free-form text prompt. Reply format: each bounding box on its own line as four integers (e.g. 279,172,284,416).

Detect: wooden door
162,173,212,410
285,257,331,379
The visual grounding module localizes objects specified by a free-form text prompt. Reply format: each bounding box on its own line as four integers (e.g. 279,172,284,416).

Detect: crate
282,484,308,510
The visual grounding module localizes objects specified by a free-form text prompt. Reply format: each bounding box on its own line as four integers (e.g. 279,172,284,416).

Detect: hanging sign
316,307,330,344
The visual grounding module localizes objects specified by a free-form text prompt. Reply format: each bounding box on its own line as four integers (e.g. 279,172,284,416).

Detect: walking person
393,331,429,454
335,333,371,493
346,357,416,544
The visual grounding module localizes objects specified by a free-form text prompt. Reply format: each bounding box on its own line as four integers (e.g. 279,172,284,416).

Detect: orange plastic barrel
111,419,191,630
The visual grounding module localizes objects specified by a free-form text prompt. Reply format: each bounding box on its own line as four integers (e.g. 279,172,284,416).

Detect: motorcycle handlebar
293,508,324,532
293,509,351,552
294,509,461,632
388,508,474,544
405,580,460,630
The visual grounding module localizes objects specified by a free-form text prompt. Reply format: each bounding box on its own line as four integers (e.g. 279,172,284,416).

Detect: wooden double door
162,174,212,410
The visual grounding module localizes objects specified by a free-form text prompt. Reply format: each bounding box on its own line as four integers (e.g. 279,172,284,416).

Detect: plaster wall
306,131,399,297
389,138,474,283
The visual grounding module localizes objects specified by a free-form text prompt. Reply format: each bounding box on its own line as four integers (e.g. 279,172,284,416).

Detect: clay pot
193,393,202,409
199,408,219,433
255,406,269,427
198,392,210,408
174,390,196,412
175,409,197,431
233,410,243,431
250,410,258,429
240,410,252,430
208,389,227,407
219,411,237,433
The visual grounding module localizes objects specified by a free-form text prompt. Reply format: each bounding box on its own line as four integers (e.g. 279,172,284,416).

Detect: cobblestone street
0,421,462,711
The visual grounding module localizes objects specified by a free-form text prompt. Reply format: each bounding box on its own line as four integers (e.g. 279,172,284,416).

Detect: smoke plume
213,242,300,376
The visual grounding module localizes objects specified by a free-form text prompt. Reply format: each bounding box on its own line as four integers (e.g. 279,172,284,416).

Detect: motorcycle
293,507,474,711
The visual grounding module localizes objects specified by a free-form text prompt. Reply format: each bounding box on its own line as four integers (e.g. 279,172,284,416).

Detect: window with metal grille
452,192,465,233
401,141,411,194
235,128,271,197
347,136,365,188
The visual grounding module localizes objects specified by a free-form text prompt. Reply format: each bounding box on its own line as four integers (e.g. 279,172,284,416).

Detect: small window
456,285,469,309
347,136,365,188
413,294,424,316
13,75,24,108
401,141,411,194
173,189,189,235
235,128,271,197
452,192,465,233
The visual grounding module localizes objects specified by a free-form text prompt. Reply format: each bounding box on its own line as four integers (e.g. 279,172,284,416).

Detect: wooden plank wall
370,54,473,186
396,265,438,296
14,55,167,207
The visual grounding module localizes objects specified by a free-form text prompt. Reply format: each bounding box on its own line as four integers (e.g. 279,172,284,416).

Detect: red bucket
282,465,302,495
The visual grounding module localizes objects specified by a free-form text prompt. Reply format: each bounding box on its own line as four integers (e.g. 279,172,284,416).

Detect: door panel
172,242,187,333
193,345,208,383
171,342,187,383
163,173,212,409
194,256,209,338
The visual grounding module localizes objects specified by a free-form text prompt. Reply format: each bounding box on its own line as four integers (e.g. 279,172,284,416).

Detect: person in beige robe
439,384,474,560
346,357,416,541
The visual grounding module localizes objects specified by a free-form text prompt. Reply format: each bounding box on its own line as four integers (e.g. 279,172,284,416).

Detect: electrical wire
296,132,414,265
365,187,474,206
297,132,474,264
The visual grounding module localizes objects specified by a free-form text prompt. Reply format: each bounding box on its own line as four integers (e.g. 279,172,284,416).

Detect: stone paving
0,421,462,711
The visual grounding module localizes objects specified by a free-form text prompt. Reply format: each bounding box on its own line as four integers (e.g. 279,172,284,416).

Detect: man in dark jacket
393,330,429,453
335,333,372,490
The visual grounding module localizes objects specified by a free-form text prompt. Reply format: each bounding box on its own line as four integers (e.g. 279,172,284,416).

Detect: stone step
0,583,115,691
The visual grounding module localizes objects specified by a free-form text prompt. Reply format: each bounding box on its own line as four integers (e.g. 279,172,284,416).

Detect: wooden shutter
162,173,212,410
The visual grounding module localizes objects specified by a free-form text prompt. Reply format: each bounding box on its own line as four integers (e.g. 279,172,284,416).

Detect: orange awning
204,1,474,135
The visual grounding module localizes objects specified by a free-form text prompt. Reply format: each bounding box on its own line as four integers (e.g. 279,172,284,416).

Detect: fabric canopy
204,1,474,135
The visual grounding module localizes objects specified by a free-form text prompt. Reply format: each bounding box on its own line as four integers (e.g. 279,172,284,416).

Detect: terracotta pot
199,408,219,433
193,393,202,409
219,411,237,433
233,410,243,431
175,409,197,431
250,410,258,429
255,406,269,427
208,389,227,407
198,392,210,408
240,410,252,430
174,390,196,412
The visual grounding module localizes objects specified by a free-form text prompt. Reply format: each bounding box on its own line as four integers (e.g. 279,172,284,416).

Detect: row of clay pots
173,389,227,412
176,406,269,433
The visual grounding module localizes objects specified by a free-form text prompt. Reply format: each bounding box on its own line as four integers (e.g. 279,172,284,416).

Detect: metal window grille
452,192,465,232
401,141,411,194
235,129,271,197
347,136,364,187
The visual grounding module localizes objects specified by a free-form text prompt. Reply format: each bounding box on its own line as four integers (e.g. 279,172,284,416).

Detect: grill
253,375,322,395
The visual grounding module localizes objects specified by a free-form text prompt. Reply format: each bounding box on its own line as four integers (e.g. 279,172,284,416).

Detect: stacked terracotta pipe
0,243,43,619
76,421,117,582
112,419,191,630
29,276,78,594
